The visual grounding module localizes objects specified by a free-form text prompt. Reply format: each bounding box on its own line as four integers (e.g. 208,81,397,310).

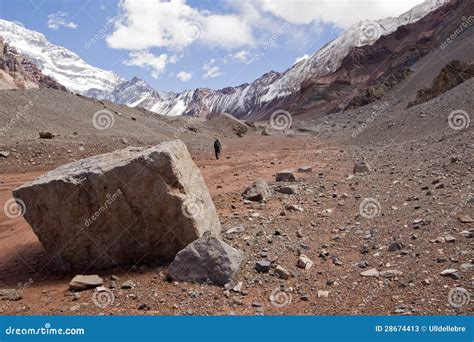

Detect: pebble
275,265,291,279
255,260,271,273
297,255,313,269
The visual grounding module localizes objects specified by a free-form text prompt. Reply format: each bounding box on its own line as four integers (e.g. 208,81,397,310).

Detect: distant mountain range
0,0,455,119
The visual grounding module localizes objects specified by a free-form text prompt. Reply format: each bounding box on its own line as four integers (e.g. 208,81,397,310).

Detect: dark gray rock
169,232,244,286
255,260,271,273
275,170,296,182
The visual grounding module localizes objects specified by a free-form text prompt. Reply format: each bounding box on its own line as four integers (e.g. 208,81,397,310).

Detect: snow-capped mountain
0,19,123,94
86,77,175,108
0,0,448,118
145,0,448,118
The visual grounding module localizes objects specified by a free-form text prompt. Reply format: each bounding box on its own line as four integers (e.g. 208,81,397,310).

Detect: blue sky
0,0,424,92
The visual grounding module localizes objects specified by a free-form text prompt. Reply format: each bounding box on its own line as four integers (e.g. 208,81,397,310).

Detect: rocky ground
0,126,472,315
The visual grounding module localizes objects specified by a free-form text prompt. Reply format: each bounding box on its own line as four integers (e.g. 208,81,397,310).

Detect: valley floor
0,133,472,315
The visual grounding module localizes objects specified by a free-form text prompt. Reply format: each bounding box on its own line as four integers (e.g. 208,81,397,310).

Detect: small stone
39,131,53,139
137,303,149,310
297,255,313,269
276,170,296,182
388,241,403,252
380,270,403,278
445,235,456,243
440,268,460,279
458,215,474,223
0,289,21,301
69,275,103,291
255,260,271,273
286,204,304,212
242,179,272,201
421,278,430,286
353,161,371,174
460,263,473,272
361,268,379,277
275,265,291,280
0,150,10,158
317,290,329,298
298,166,312,173
277,185,299,195
121,280,135,289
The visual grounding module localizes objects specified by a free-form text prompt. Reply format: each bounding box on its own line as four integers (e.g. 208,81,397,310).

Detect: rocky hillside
0,37,66,91
407,60,474,107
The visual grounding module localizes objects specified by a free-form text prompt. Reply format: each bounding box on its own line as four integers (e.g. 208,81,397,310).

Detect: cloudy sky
0,0,426,92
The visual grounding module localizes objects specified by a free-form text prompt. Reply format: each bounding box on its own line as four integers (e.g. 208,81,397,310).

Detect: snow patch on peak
0,19,123,93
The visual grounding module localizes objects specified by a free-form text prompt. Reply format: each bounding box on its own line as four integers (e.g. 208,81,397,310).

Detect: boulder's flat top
16,140,185,187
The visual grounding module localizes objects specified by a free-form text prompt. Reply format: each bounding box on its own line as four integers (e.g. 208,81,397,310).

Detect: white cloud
257,0,425,28
294,54,309,64
107,0,254,51
47,11,78,30
203,59,222,79
232,50,254,64
177,71,192,82
123,51,171,79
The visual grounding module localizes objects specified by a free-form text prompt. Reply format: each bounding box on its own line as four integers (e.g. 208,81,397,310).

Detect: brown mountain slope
292,0,471,118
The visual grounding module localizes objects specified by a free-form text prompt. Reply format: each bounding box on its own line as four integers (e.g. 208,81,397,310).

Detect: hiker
213,138,222,160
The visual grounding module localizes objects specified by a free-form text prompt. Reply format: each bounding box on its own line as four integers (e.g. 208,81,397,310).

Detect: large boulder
13,140,221,269
169,232,244,286
242,179,271,201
